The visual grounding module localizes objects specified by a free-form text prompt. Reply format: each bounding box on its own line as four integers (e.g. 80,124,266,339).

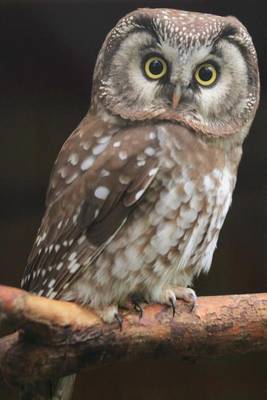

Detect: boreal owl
21,8,260,400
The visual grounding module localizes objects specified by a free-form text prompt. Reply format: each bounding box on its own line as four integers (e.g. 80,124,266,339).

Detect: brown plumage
21,7,260,400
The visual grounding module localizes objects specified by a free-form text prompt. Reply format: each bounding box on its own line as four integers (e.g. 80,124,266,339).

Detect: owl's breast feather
90,123,237,302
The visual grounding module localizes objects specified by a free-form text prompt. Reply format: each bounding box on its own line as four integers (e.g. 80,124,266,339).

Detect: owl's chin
150,109,242,138
101,103,241,139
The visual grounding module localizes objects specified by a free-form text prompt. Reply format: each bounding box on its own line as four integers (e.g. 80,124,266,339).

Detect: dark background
0,1,266,399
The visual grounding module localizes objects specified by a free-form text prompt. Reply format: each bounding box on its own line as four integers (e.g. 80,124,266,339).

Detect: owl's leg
151,286,197,316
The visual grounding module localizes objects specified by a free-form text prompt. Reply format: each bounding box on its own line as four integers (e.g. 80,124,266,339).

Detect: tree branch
0,284,267,389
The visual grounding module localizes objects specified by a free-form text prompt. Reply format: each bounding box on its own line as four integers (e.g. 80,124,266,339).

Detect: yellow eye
144,56,168,80
194,63,218,87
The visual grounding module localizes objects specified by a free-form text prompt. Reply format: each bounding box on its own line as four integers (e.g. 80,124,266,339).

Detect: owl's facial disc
93,9,259,137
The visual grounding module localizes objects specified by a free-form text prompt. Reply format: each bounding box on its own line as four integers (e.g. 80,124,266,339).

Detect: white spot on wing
92,143,108,155
81,156,95,171
68,153,79,166
78,235,86,245
68,252,77,261
73,214,78,224
56,262,63,271
98,136,110,144
69,262,80,274
94,186,110,200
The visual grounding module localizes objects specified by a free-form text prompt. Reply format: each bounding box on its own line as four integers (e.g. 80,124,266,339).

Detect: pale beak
172,86,181,109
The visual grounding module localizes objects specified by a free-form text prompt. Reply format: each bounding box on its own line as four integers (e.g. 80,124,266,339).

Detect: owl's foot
152,286,197,316
173,286,197,312
97,305,123,330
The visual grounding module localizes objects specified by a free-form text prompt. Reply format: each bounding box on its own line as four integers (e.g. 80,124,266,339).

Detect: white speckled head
92,8,259,139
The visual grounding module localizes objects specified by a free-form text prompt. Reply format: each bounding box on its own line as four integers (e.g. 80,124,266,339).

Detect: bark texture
0,285,266,389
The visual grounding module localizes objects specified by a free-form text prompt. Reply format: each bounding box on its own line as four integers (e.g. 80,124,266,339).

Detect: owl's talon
189,300,196,313
133,302,143,319
114,312,123,331
130,294,145,318
169,296,176,318
173,287,197,313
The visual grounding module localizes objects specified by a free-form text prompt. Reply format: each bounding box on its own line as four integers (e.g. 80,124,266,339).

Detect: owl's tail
21,374,76,400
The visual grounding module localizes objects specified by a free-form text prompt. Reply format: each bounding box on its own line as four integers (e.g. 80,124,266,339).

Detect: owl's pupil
149,60,163,75
198,66,213,81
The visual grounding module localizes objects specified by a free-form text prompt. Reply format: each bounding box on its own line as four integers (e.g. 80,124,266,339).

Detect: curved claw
114,313,123,331
169,296,176,318
131,294,145,319
172,287,197,314
188,298,196,313
133,302,143,319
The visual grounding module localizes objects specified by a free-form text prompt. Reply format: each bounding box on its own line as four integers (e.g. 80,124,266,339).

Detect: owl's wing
22,115,159,298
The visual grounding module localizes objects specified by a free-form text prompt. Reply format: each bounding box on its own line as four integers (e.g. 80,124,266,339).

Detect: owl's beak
172,86,181,109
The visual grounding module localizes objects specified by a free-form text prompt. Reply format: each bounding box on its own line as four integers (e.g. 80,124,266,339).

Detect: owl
21,7,259,399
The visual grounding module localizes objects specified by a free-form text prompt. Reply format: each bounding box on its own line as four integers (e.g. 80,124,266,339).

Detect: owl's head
92,8,260,138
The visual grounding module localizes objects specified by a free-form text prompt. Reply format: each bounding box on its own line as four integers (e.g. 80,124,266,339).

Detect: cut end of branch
0,285,101,336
